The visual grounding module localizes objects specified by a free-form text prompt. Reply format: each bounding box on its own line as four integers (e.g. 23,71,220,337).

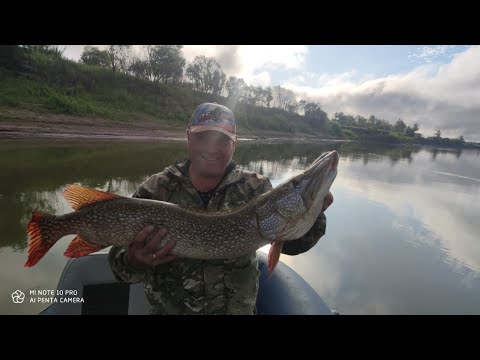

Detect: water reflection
1,139,479,314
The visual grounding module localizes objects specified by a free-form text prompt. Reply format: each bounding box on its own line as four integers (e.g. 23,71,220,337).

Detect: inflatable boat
39,252,337,315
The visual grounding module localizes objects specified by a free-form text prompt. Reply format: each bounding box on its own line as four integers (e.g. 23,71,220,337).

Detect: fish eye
292,179,301,188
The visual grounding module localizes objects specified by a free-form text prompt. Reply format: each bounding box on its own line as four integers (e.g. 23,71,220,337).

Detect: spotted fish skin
25,151,338,267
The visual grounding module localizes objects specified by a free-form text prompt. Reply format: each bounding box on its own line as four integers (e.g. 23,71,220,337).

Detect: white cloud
236,45,308,72
183,45,308,85
283,46,480,141
62,45,89,61
244,71,272,87
408,45,457,63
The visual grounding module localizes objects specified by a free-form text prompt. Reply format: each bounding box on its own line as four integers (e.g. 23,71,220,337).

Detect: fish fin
64,235,107,258
267,242,283,279
25,212,58,267
64,184,121,210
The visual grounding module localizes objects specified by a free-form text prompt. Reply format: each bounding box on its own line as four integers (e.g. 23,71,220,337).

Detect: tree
21,45,65,58
129,59,151,80
0,45,25,69
333,112,347,125
328,122,343,137
405,122,420,137
80,46,110,68
226,76,248,102
459,135,465,144
107,45,132,73
405,126,415,137
264,87,273,107
242,86,257,106
242,86,273,107
300,101,329,129
356,116,367,128
434,129,441,138
211,67,226,96
185,56,226,95
271,86,297,112
394,119,407,133
147,45,186,84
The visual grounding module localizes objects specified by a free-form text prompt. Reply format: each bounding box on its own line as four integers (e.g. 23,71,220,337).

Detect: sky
62,45,480,141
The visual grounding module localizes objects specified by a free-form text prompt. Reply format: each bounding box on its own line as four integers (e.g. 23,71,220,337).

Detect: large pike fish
25,150,339,271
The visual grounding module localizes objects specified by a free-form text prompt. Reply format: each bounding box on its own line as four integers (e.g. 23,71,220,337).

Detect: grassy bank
0,50,324,137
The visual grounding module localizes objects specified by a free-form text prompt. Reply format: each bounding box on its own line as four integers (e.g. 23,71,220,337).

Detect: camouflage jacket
108,159,327,315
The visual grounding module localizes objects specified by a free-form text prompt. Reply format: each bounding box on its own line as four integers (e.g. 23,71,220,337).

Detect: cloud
283,46,480,141
183,45,308,85
244,71,272,87
62,45,89,61
408,45,457,63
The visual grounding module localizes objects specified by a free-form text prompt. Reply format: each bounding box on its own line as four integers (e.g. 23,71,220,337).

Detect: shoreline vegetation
1,45,479,150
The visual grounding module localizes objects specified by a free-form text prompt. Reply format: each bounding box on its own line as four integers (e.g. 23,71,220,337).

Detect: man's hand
321,191,334,213
125,225,177,270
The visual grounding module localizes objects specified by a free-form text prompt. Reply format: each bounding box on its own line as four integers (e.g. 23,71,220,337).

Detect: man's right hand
125,225,177,270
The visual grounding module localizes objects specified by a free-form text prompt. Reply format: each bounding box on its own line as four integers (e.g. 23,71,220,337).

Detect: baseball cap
188,103,237,141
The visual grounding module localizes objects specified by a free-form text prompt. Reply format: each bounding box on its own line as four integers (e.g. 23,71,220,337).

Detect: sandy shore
0,112,189,141
0,110,346,144
0,123,188,141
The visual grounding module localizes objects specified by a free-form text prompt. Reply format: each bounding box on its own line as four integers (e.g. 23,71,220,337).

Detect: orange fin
267,242,283,278
25,212,58,267
64,235,107,258
64,184,121,210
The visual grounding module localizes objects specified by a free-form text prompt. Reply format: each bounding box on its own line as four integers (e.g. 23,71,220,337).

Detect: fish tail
25,212,64,267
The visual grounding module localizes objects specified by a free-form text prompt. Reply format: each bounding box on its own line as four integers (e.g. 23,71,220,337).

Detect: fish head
256,150,339,241
298,150,338,211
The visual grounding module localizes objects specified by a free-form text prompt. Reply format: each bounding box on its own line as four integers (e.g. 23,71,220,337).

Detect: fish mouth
301,150,338,204
328,151,339,171
308,150,338,173
309,150,338,169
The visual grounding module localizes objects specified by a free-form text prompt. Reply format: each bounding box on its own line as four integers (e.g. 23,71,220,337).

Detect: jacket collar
166,159,245,192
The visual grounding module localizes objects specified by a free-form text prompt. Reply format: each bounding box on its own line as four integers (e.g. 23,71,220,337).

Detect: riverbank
1,110,477,150
0,109,341,143
0,107,184,141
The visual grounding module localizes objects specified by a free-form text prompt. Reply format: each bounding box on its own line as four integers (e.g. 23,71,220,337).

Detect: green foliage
0,45,27,69
80,46,110,68
327,121,344,137
1,48,322,134
394,118,407,133
148,45,185,84
185,56,226,95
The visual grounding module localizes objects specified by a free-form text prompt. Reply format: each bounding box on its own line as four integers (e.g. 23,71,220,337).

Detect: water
1,139,479,314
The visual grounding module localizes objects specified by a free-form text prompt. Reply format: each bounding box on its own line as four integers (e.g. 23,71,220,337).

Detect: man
108,102,334,315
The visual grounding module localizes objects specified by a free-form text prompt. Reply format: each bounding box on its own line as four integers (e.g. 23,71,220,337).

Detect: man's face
187,130,236,178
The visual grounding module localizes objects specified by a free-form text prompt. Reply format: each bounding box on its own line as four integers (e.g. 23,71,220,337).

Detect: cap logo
198,111,213,123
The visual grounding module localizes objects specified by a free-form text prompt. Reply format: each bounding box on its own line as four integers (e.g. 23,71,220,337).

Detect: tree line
77,45,446,138
0,45,469,143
